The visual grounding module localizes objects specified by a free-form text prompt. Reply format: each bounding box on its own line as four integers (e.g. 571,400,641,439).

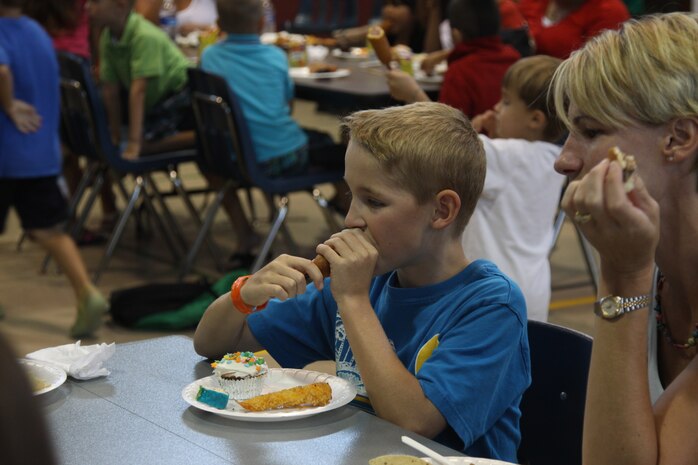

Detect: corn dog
367,25,392,69
237,382,332,411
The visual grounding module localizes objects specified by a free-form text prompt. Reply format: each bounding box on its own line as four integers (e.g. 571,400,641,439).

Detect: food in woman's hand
367,26,393,69
368,456,430,465
608,146,637,191
308,62,339,74
237,382,332,411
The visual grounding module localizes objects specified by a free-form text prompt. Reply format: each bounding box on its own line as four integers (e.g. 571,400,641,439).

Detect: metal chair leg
179,183,230,279
169,169,225,273
252,196,290,273
93,176,145,283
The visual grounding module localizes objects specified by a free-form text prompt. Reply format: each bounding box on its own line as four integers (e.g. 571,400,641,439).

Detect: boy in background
387,0,520,118
88,0,193,160
199,0,346,264
0,0,108,336
464,55,566,321
385,53,566,320
194,102,530,462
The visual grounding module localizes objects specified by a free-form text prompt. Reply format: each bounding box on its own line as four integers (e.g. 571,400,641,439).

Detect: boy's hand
8,99,42,133
240,254,325,307
122,141,141,160
386,69,425,103
316,229,377,305
471,109,497,137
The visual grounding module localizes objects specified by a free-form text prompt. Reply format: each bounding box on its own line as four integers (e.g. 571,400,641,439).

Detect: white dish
182,367,356,422
414,69,444,84
422,457,518,465
289,67,351,80
19,359,67,396
331,48,371,60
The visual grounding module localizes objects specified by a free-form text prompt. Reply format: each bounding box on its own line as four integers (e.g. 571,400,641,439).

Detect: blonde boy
464,55,567,321
194,102,530,462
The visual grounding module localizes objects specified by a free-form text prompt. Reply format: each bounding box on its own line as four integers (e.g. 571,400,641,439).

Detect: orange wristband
231,275,268,314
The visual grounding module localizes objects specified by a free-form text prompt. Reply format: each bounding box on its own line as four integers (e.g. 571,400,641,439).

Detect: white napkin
26,341,115,380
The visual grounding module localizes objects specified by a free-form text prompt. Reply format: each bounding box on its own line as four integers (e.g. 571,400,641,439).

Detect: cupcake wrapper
217,371,267,400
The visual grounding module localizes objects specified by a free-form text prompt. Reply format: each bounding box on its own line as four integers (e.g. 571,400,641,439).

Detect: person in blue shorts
194,102,531,462
0,0,108,336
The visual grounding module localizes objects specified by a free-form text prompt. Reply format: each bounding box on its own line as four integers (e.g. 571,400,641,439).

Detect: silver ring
574,211,592,224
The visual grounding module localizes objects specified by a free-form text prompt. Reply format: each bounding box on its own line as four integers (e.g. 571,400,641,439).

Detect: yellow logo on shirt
414,334,440,374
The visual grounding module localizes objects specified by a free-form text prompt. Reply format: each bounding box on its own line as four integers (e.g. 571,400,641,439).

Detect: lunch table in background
40,336,464,464
292,55,441,115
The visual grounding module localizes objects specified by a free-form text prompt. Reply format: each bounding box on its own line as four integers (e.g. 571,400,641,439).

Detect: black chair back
518,320,593,465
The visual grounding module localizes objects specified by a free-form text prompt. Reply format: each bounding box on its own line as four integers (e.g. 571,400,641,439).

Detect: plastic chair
286,0,358,35
184,68,344,274
517,320,593,465
57,52,200,282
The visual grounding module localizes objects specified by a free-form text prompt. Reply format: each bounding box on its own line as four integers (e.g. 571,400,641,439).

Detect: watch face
600,296,622,319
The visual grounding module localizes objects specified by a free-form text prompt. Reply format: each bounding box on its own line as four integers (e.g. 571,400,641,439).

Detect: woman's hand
240,254,324,307
561,159,659,278
316,229,377,306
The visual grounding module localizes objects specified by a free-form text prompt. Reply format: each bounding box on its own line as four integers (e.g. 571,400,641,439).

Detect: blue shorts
0,176,69,233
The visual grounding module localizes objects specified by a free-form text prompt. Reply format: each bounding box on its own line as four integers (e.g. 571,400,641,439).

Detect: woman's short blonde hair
552,12,698,129
343,102,485,235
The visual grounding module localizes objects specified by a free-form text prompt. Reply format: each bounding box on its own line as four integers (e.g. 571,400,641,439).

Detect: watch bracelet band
621,294,651,312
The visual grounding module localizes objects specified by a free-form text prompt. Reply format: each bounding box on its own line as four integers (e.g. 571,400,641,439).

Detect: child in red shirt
387,0,520,118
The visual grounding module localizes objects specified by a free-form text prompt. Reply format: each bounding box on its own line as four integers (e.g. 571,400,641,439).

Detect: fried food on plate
237,382,332,411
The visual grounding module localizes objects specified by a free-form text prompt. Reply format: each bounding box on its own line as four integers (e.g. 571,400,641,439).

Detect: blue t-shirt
248,259,531,462
200,34,308,162
0,16,60,178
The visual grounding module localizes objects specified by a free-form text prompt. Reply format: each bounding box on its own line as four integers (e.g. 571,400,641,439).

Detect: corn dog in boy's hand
311,254,331,278
367,26,393,69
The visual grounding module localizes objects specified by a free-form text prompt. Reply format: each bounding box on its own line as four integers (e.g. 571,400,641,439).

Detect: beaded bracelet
230,275,268,315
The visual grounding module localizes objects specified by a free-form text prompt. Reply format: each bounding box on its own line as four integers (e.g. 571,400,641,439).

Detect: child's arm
101,81,123,146
386,69,430,104
317,229,447,438
0,65,42,134
194,254,326,359
124,77,147,160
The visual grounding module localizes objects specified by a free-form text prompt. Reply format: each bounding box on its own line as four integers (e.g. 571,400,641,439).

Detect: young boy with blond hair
464,55,567,321
194,102,530,462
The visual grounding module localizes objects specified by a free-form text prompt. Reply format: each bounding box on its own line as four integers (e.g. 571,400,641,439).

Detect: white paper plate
19,359,67,396
289,67,351,79
182,368,356,422
422,457,518,465
331,48,371,60
414,70,444,84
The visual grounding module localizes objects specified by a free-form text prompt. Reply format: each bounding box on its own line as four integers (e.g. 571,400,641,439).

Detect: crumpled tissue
26,341,115,380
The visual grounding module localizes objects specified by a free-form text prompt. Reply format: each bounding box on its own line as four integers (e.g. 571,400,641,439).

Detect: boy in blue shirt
199,0,347,261
0,0,108,336
194,102,531,462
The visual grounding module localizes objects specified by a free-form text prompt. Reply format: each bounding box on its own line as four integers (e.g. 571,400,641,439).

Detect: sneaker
70,290,108,338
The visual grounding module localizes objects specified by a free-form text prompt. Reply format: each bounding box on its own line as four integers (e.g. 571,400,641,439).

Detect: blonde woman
552,13,698,465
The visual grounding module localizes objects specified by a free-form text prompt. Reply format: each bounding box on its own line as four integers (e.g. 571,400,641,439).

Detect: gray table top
293,57,441,114
41,335,463,465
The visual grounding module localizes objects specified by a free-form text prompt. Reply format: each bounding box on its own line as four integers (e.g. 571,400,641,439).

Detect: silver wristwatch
594,294,651,320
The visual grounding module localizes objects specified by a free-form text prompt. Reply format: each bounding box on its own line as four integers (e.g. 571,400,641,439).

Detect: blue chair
286,0,359,35
518,320,593,465
57,52,201,282
184,68,343,274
